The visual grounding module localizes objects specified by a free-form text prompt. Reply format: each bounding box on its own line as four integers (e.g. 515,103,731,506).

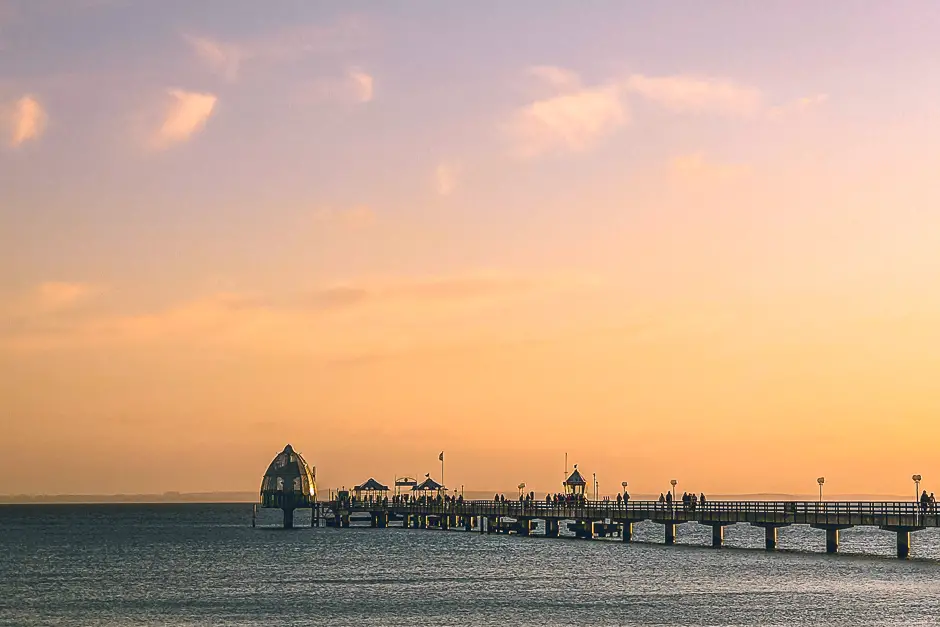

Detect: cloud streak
509,78,628,158
312,205,376,230
184,16,370,81
5,94,47,147
669,153,750,183
348,68,374,103
183,35,242,82
435,162,459,196
625,74,763,116
507,67,826,158
153,89,217,149
0,274,600,354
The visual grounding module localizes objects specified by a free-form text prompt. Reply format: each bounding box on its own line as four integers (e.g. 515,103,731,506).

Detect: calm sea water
2,503,940,626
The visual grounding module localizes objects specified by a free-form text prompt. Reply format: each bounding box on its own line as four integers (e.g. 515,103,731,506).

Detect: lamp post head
913,474,922,482
670,479,678,487
817,477,825,486
621,481,628,489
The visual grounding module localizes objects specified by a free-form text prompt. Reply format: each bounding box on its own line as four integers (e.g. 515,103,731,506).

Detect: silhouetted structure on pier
259,444,317,528
256,449,937,558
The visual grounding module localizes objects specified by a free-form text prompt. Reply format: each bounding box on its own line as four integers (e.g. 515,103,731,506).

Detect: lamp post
593,473,597,501
518,482,526,498
670,479,678,499
621,481,628,498
817,477,825,502
913,474,922,501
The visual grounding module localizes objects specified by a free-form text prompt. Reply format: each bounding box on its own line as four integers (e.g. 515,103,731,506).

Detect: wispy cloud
669,153,750,182
297,69,376,105
508,66,825,158
435,162,459,196
312,205,376,229
348,68,374,103
0,281,101,324
625,74,763,117
509,68,628,158
34,282,98,312
5,94,47,147
0,273,600,354
528,65,582,91
184,16,370,82
183,35,242,82
766,93,829,120
152,89,217,149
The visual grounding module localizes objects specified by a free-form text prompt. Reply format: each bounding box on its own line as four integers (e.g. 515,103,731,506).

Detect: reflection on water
2,504,939,626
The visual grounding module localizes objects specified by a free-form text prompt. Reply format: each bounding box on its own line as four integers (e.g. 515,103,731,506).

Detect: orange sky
3,3,940,497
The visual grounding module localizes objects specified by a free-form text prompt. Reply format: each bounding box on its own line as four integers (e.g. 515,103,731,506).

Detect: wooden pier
256,446,936,559
313,499,938,559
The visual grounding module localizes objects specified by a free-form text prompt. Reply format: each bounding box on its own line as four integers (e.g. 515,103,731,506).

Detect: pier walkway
316,499,938,559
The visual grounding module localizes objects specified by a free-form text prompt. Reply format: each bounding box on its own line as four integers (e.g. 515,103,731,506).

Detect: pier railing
324,499,939,527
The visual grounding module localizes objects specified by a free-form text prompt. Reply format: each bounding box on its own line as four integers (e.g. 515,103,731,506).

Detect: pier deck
314,499,937,558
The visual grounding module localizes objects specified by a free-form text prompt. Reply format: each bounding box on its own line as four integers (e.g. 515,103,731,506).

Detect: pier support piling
544,519,560,538
826,528,838,554
283,508,294,529
752,523,789,551
764,526,777,551
710,524,724,548
622,522,633,543
663,523,676,545
881,526,923,559
897,529,911,559
811,524,851,554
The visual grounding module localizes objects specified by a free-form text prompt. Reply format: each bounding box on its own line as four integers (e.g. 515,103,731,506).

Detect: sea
2,503,940,626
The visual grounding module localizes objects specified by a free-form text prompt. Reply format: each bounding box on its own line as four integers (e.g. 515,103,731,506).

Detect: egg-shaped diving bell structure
260,444,317,528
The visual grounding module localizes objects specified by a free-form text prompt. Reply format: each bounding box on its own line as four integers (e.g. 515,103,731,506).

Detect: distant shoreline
0,491,914,504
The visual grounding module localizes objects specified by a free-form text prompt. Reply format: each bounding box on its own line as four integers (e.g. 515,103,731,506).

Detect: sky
2,1,940,498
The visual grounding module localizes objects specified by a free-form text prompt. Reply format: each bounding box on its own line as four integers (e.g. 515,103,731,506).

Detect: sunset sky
3,1,940,498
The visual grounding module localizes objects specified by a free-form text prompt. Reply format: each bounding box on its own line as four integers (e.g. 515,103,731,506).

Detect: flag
439,451,444,462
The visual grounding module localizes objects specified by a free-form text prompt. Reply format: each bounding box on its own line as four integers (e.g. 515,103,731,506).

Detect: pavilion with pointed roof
563,465,587,496
354,478,389,502
412,476,445,498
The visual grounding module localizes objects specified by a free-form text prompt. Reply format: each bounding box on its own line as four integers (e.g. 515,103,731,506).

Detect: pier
258,445,937,559
312,499,936,559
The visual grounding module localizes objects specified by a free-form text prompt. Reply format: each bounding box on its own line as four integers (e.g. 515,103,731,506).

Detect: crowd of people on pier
655,491,708,511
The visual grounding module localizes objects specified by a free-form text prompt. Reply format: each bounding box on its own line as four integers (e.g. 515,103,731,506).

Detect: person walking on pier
659,493,666,508
921,490,929,514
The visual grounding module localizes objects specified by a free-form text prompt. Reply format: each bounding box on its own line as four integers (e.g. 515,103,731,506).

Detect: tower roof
413,477,444,491
355,478,389,491
564,468,587,486
260,444,315,497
